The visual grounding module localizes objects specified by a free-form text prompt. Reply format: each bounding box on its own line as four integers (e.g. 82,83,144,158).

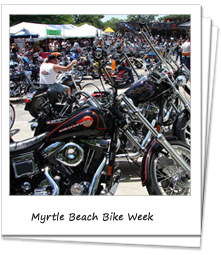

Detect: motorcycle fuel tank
46,106,108,141
124,76,167,105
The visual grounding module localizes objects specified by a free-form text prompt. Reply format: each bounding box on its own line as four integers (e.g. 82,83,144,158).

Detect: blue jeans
49,83,68,93
182,56,190,70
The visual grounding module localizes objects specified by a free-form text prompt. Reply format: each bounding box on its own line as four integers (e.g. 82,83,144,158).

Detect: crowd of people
10,33,190,70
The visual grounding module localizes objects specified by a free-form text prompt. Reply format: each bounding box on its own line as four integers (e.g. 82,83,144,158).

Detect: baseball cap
48,54,58,61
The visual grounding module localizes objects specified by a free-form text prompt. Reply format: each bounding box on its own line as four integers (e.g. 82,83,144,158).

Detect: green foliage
73,15,105,29
10,15,74,27
126,15,156,22
103,17,126,31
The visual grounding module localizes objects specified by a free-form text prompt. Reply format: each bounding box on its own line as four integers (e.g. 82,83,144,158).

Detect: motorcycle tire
29,95,47,118
71,70,83,83
148,140,190,195
10,102,15,129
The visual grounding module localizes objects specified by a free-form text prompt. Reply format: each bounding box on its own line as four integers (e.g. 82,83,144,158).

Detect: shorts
49,83,67,93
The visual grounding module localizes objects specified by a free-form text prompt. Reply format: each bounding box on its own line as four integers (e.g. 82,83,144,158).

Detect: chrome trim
88,156,107,195
44,167,59,195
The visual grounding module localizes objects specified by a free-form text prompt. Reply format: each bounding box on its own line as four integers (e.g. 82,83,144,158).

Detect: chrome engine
39,139,110,195
55,143,84,167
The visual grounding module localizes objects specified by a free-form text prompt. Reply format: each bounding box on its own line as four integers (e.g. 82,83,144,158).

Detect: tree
10,15,74,27
103,17,126,31
126,15,156,22
73,15,105,29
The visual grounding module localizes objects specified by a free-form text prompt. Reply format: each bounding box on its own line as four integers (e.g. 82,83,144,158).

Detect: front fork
118,94,190,175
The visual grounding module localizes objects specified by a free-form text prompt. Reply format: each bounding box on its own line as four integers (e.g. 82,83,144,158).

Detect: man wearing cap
40,54,77,99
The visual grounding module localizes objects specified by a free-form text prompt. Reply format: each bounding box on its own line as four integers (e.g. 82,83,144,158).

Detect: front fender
140,136,178,190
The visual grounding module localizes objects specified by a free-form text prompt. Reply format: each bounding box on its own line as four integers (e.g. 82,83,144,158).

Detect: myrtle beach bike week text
31,212,154,223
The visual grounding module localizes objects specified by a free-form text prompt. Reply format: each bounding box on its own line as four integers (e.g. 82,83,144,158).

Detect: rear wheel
29,96,47,118
148,140,190,195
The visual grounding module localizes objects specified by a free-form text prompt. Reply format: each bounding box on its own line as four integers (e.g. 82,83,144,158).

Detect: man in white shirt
40,54,77,98
181,37,190,70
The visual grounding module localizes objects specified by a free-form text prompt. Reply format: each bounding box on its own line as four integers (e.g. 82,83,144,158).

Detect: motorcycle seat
10,132,49,156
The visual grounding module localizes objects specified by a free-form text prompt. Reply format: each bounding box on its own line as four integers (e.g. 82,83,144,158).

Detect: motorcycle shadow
117,158,142,182
10,128,20,139
10,98,25,105
115,159,148,195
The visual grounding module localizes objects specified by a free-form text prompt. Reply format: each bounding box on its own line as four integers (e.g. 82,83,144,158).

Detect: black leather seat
10,132,49,157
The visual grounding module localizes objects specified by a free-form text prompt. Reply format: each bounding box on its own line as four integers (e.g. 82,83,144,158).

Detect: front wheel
148,140,190,195
10,102,15,129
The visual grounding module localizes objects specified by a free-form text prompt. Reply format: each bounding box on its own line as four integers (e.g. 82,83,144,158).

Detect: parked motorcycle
10,61,38,98
14,47,191,196
73,50,101,79
103,52,142,86
24,70,82,118
124,19,191,146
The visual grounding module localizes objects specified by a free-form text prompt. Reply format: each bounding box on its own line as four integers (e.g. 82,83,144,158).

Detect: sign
46,29,61,36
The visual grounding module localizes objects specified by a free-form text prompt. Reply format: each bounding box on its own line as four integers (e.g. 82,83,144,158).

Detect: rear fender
24,88,48,111
140,136,178,190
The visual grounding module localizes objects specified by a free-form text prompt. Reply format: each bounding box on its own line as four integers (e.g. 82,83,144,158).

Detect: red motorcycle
103,60,131,86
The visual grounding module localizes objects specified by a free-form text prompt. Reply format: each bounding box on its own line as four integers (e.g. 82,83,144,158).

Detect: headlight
176,75,187,86
94,48,103,60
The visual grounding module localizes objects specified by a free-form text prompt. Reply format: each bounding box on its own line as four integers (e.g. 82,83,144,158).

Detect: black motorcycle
10,62,38,98
10,47,191,196
24,70,82,118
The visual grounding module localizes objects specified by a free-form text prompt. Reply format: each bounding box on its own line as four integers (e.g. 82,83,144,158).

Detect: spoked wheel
71,69,83,83
10,102,15,129
148,140,190,195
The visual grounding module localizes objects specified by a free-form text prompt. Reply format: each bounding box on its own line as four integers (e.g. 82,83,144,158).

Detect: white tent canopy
74,24,104,38
10,22,103,39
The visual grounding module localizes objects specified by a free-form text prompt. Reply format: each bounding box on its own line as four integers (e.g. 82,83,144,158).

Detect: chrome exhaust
44,167,59,195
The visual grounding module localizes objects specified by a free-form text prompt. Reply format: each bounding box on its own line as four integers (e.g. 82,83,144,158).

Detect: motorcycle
10,61,38,98
123,19,191,146
11,46,191,196
24,70,82,118
103,53,142,86
73,49,101,79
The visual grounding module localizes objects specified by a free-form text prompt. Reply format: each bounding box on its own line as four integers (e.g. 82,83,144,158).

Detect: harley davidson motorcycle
24,70,82,118
10,46,190,196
